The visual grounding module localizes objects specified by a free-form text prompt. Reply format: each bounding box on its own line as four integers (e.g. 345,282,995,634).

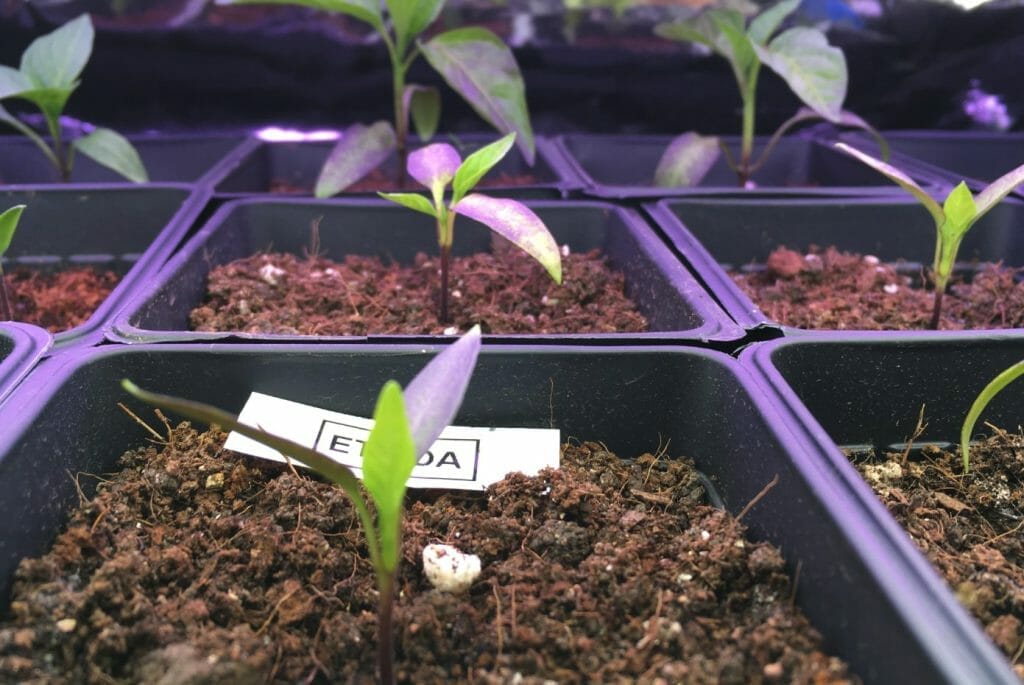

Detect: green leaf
73,128,149,183
451,132,515,205
973,161,1024,223
216,0,383,30
420,27,535,165
386,0,444,51
654,132,721,187
405,85,441,142
0,205,25,257
747,0,801,45
0,66,32,99
654,19,716,49
942,182,977,233
314,121,397,198
961,360,1024,473
363,380,416,572
21,14,93,90
834,143,944,227
755,27,847,122
378,191,437,217
16,86,76,124
709,11,757,88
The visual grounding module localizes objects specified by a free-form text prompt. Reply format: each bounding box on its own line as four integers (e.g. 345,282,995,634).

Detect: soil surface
189,247,648,335
852,430,1024,678
732,246,1024,330
0,422,856,684
5,267,119,333
270,170,544,195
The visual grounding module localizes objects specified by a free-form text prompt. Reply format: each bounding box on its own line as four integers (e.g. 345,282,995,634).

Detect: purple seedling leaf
402,325,482,458
315,121,396,198
408,142,461,198
453,194,562,284
654,131,720,187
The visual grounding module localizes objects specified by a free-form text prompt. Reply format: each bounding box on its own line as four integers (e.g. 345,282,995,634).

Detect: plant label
224,392,560,490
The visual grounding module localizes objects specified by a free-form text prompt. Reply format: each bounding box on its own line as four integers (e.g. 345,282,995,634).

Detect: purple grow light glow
256,126,341,142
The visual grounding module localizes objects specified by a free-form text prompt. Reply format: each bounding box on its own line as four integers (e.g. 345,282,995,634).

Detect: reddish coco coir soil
0,422,855,684
732,246,1024,330
852,429,1024,678
189,246,648,336
5,267,118,333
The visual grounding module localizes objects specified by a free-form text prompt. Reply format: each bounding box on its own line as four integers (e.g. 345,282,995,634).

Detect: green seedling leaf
453,193,562,283
961,360,1024,473
403,324,482,458
0,66,32,99
408,142,461,201
654,131,721,187
73,128,149,183
421,28,535,165
755,27,847,122
386,0,444,51
405,85,441,142
973,161,1024,222
709,10,756,85
378,191,436,217
942,182,977,230
362,380,416,573
217,0,383,30
452,132,515,205
21,14,93,90
653,19,716,48
315,121,397,198
834,143,943,226
0,205,25,257
747,0,800,44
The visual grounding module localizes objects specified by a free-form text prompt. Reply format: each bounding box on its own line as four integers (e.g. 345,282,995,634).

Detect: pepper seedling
123,325,482,685
0,205,25,321
835,142,1024,329
218,0,534,197
379,132,562,324
0,15,147,183
960,359,1024,474
653,0,885,187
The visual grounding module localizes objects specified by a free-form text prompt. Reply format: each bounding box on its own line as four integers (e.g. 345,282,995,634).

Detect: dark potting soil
270,170,543,195
732,246,1024,330
189,248,648,335
0,422,855,684
5,267,119,333
852,430,1024,678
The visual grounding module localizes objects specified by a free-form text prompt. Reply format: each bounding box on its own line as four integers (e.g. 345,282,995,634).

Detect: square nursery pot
1,184,210,352
742,333,1024,684
212,134,580,199
0,131,252,186
548,133,935,200
0,342,1013,683
110,198,742,345
647,195,1024,334
0,323,50,406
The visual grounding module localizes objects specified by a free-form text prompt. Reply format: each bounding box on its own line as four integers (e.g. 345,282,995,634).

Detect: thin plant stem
44,114,69,182
439,244,451,324
377,572,397,685
929,288,944,330
737,66,760,187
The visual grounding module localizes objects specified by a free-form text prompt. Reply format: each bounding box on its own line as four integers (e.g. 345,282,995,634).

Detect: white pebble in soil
422,544,481,594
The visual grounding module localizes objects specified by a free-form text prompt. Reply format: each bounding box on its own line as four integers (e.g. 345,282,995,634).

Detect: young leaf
453,193,562,284
378,191,436,217
216,0,384,31
420,28,535,165
654,132,721,187
386,0,444,51
755,27,847,122
709,11,756,85
315,121,397,198
407,142,461,196
402,324,482,458
653,20,716,49
942,182,977,232
961,360,1024,473
747,0,801,45
972,162,1024,224
834,143,944,226
20,14,93,90
451,132,515,205
404,85,441,142
0,205,25,257
0,66,32,99
73,128,149,183
362,380,416,572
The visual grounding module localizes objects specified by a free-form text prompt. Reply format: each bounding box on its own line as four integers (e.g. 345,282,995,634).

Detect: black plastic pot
549,134,933,200
1,184,211,351
213,134,580,199
0,131,251,185
647,196,1024,334
0,341,1011,683
742,332,1024,684
110,198,742,345
0,322,50,405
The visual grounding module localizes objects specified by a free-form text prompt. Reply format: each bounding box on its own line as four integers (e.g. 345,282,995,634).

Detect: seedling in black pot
0,205,25,322
124,325,482,685
379,133,562,323
0,15,147,183
219,0,534,196
836,142,1024,330
654,0,884,187
961,359,1024,474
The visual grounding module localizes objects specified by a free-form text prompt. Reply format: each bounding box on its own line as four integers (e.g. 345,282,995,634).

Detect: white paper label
223,392,560,490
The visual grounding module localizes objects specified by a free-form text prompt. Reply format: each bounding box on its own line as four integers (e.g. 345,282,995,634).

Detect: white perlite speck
422,544,481,593
259,263,286,285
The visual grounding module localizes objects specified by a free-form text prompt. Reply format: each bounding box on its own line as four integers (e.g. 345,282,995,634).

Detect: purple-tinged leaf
834,142,944,226
0,67,31,99
755,27,846,122
654,132,720,187
403,325,482,459
73,127,148,183
453,194,561,283
974,161,1024,222
314,121,396,198
408,143,461,193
